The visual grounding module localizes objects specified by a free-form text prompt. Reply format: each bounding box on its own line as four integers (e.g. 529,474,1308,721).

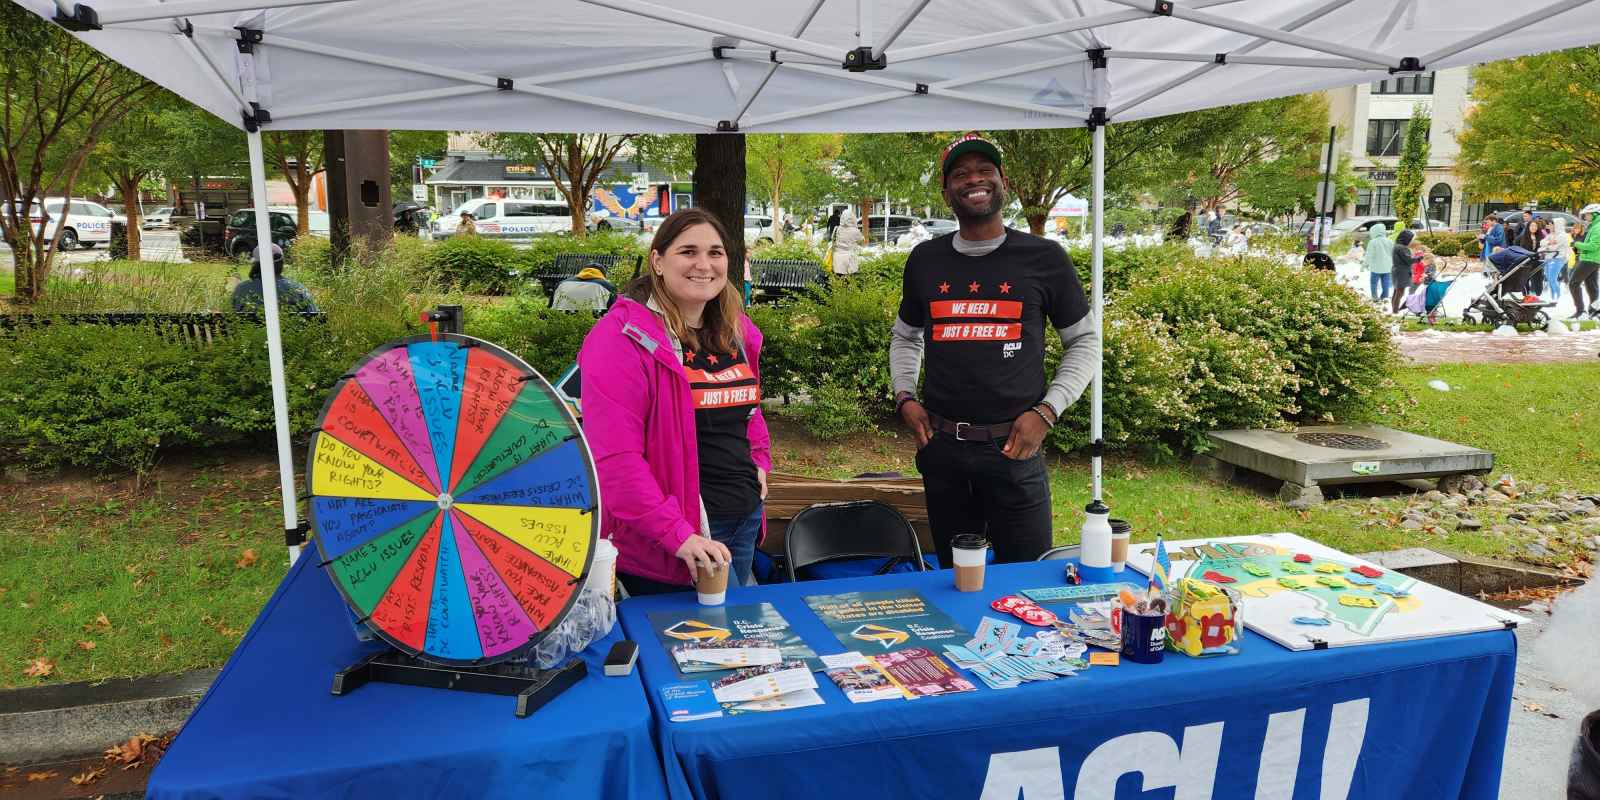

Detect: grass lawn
3,362,1596,688
0,259,241,313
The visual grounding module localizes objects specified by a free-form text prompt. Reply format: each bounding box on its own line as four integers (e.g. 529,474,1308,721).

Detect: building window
1367,119,1416,156
1371,72,1435,94
1427,183,1453,228
1355,186,1394,217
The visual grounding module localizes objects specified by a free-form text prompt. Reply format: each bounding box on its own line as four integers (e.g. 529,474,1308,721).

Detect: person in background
1572,204,1600,318
1540,218,1571,302
831,207,863,276
1168,211,1192,241
231,244,319,314
456,210,477,237
1409,238,1428,286
577,208,771,595
1523,219,1546,294
1206,209,1225,243
549,264,617,311
1363,223,1394,302
826,206,843,240
1390,228,1416,314
1479,214,1503,266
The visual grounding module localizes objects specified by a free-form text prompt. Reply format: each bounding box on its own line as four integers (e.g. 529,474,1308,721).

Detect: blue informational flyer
647,602,820,676
803,589,970,653
660,681,722,722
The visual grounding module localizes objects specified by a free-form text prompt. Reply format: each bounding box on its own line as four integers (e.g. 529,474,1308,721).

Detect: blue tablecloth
618,560,1515,800
149,552,666,799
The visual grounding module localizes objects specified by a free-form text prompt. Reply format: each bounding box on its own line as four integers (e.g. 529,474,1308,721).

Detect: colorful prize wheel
307,334,598,666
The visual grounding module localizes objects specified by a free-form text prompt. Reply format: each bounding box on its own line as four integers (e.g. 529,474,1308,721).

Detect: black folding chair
1037,545,1080,561
782,500,926,582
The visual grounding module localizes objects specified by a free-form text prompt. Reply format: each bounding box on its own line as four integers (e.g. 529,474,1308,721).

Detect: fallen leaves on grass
77,640,96,651
1482,585,1568,604
86,612,113,632
23,657,54,678
105,731,174,770
236,548,259,569
26,770,58,782
70,766,106,786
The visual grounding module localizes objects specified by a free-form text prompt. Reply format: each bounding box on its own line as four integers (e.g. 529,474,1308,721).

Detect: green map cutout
451,384,575,496
330,510,439,613
1181,542,1419,637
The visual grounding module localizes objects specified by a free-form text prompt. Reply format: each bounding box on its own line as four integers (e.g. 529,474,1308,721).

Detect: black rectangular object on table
331,650,587,718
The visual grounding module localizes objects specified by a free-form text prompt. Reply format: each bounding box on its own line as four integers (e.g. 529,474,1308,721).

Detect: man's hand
1002,408,1051,460
675,535,730,579
900,398,932,448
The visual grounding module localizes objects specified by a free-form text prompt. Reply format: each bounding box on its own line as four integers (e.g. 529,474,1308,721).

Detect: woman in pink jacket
578,208,772,596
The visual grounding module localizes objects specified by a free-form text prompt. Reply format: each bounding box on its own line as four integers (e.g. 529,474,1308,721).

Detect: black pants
1573,261,1600,316
915,432,1053,569
1390,271,1413,314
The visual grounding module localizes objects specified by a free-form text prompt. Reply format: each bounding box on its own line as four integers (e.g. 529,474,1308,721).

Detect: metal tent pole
1090,121,1105,503
246,130,304,564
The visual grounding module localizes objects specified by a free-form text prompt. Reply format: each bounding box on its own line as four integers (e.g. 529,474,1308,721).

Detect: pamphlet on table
803,589,970,653
819,652,904,703
648,602,820,675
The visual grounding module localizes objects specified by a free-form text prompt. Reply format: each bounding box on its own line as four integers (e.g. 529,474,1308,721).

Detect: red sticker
1351,565,1384,578
1016,607,1057,627
1201,570,1237,584
1293,553,1313,563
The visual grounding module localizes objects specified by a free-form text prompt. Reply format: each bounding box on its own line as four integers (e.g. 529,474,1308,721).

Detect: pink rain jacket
577,297,771,586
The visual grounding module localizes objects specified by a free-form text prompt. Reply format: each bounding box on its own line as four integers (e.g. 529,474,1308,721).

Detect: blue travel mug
1120,610,1166,664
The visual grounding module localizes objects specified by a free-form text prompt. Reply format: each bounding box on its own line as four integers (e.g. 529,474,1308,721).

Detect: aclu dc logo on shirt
1002,342,1022,359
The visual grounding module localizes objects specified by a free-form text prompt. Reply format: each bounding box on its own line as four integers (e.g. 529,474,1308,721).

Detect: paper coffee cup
587,538,618,601
695,562,729,606
951,534,988,592
1109,519,1132,574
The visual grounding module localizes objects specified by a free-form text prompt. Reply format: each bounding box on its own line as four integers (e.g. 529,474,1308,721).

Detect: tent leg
246,130,304,565
1090,124,1105,504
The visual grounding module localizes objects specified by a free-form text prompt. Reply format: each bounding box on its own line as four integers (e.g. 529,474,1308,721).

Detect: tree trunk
770,186,783,245
568,185,588,237
693,133,746,270
1027,212,1047,236
115,175,143,260
8,229,36,303
860,197,872,239
293,164,311,236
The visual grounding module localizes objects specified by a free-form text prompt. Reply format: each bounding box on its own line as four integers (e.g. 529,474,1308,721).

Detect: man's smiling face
943,152,1005,221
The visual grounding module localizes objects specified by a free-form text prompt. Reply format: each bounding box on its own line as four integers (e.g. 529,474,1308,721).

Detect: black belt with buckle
928,412,1012,442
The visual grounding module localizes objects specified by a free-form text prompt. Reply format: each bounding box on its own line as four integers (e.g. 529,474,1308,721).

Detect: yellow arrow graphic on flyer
851,623,910,649
664,619,731,642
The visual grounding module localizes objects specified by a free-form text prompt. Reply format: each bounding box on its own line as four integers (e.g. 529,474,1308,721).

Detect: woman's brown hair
627,207,745,354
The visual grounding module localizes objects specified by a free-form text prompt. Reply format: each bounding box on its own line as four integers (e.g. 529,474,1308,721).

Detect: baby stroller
1400,261,1466,324
1462,247,1556,327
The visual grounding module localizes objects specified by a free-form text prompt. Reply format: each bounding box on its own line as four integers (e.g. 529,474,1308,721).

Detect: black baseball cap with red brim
941,133,1004,178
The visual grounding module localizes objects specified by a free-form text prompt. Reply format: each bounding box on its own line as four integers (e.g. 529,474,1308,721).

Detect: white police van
437,198,572,239
4,198,118,249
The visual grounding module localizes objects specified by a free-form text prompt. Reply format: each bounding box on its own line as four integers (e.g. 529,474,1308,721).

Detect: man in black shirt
890,134,1100,567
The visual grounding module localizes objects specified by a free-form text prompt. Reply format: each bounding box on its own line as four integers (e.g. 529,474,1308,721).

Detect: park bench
533,253,642,297
750,258,827,302
0,311,327,347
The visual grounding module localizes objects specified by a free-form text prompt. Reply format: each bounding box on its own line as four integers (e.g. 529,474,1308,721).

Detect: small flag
1151,535,1171,592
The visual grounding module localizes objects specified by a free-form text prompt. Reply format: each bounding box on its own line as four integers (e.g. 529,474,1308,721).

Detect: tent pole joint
1086,47,1108,69
1214,52,1226,64
1152,0,1173,15
242,102,271,132
177,18,194,36
1089,439,1106,458
235,26,263,53
1389,56,1424,74
496,77,514,91
843,46,886,72
286,518,309,549
1087,106,1108,129
915,82,928,95
717,119,739,132
53,3,102,31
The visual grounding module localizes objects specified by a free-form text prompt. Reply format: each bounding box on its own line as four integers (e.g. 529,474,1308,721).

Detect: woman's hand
676,535,731,579
758,468,768,500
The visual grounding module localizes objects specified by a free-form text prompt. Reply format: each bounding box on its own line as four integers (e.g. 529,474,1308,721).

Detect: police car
4,197,117,249
436,198,573,239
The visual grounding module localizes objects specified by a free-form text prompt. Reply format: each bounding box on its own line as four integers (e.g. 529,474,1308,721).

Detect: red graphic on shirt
684,363,755,385
967,281,981,293
929,300,1023,320
999,282,1012,294
692,384,762,409
932,322,1021,341
938,282,950,294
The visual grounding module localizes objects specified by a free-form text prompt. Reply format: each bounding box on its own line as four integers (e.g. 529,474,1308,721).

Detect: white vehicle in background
142,206,175,229
1,198,116,249
435,198,572,239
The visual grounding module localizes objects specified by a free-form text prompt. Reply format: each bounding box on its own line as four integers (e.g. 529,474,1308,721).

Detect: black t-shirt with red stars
896,230,1089,425
684,344,763,518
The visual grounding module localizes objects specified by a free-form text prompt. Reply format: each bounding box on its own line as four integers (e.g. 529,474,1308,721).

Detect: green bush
1047,308,1195,456
777,378,877,440
427,235,520,293
520,231,647,289
1415,231,1474,258
751,236,825,264
1066,241,1187,297
468,296,601,379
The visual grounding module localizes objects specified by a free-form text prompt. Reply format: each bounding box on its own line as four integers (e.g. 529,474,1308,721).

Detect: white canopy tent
18,0,1600,560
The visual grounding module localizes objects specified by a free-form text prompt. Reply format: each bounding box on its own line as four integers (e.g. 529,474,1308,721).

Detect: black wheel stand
331,649,586,718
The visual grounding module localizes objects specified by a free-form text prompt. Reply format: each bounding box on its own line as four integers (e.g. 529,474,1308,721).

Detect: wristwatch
895,391,916,413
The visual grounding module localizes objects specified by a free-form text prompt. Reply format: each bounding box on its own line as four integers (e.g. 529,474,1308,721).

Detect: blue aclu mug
1120,610,1167,664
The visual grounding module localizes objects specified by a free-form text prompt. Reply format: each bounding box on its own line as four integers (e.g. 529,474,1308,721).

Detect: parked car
437,198,572,239
744,214,775,245
1496,209,1578,229
224,208,298,257
864,214,919,243
922,218,958,237
141,206,175,229
2,198,116,249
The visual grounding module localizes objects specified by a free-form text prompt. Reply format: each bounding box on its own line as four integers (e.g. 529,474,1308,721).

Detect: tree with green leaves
836,133,944,238
388,130,447,201
0,3,154,302
1146,94,1329,218
1459,46,1600,210
151,104,246,249
476,133,634,237
264,131,323,236
1392,104,1432,227
746,133,840,242
86,91,186,260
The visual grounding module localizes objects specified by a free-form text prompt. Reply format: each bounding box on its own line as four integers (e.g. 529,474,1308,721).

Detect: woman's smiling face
653,222,728,308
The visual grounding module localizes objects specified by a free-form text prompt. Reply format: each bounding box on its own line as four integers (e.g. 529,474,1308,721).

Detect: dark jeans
914,432,1053,570
1573,261,1600,316
1390,271,1413,313
618,503,763,597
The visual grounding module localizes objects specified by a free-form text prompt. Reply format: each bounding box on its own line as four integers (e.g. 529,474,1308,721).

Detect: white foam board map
1128,533,1525,651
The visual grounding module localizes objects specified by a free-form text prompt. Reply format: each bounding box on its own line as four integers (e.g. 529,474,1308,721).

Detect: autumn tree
264,131,323,235
0,4,154,302
477,133,634,236
1392,104,1432,226
1459,46,1600,209
746,133,840,242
